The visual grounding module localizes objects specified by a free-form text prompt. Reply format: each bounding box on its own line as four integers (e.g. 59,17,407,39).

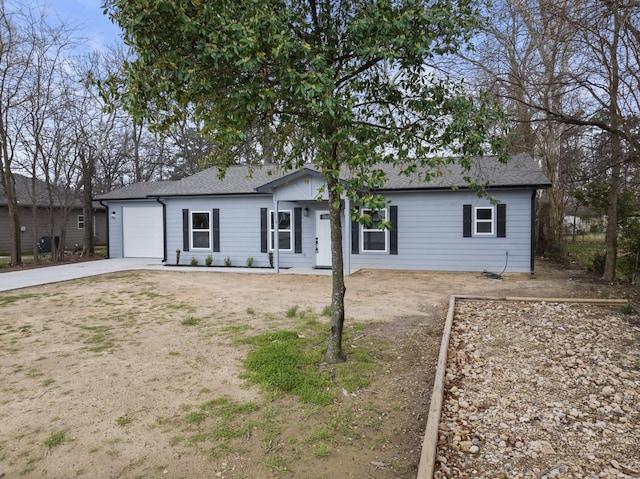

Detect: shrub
592,251,606,276
246,256,254,268
190,257,198,266
224,257,232,267
205,255,213,266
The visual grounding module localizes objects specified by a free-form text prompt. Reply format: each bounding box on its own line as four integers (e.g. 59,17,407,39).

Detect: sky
44,0,124,51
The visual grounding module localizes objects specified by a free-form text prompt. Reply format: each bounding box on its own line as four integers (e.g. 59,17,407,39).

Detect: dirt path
0,261,598,478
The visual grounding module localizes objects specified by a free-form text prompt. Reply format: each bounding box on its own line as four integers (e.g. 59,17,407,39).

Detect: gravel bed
435,301,640,479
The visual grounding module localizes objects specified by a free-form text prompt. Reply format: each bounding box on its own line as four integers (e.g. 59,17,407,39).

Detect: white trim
269,209,293,252
360,208,388,253
77,214,85,230
190,210,212,250
474,206,494,236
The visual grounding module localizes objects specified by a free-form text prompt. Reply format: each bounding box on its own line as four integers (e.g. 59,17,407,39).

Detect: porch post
344,196,351,276
273,195,279,273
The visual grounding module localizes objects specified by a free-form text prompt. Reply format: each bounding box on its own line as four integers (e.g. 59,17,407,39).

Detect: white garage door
122,206,163,258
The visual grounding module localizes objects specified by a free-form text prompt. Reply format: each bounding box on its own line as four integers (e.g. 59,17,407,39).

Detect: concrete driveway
0,258,165,292
0,258,331,292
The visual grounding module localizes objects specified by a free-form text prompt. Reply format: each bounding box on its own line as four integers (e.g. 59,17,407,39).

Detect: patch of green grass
566,240,606,270
44,430,66,448
200,397,260,418
184,412,206,424
240,319,384,405
241,330,332,405
41,378,55,387
314,444,332,458
286,305,299,318
210,426,248,440
84,329,115,352
620,303,635,314
321,305,331,317
265,456,290,474
307,427,332,443
181,316,202,326
115,416,133,426
220,324,254,338
188,433,207,444
0,293,40,307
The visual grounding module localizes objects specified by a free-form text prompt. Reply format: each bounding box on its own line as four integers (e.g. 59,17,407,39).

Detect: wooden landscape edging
415,295,631,479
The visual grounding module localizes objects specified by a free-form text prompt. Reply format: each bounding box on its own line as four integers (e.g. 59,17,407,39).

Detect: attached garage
122,205,163,258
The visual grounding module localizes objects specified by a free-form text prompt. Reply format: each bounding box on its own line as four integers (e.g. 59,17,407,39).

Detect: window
361,208,387,252
77,215,85,230
474,207,494,235
191,211,211,249
270,210,292,251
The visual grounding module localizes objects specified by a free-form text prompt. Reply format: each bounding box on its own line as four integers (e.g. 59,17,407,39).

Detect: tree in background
105,0,508,362
461,0,640,280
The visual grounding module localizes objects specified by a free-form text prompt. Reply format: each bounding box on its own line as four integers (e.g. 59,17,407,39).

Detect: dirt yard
0,261,620,478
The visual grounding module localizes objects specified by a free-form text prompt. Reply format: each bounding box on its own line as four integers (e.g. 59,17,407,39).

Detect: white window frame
361,208,388,253
191,211,211,250
77,214,85,230
474,206,494,236
269,210,292,252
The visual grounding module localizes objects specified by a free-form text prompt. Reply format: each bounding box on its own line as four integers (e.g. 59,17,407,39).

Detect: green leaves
104,0,508,197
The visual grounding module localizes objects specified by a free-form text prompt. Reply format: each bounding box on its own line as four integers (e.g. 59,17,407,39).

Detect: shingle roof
95,153,550,200
0,174,83,207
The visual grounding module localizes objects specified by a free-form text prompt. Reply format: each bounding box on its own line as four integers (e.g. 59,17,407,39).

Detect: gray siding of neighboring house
350,189,533,272
0,206,106,254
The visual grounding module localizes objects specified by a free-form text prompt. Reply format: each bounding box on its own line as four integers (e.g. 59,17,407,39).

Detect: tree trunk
2,167,22,265
1,111,22,265
31,176,39,261
324,173,347,364
603,154,620,282
603,5,622,282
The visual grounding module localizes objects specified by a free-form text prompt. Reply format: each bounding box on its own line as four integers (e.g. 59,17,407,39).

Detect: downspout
99,200,110,259
530,190,536,275
155,197,168,263
344,196,351,276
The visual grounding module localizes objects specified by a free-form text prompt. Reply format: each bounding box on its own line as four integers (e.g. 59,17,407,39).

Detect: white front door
315,210,332,267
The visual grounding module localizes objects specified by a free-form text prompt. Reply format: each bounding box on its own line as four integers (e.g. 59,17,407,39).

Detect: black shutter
212,208,220,252
351,217,359,254
294,207,302,253
497,204,506,238
389,205,398,255
260,208,268,253
463,204,472,237
182,209,190,251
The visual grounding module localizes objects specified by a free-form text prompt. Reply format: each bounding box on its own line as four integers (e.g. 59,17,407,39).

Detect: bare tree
457,0,582,256
15,4,78,260
0,1,35,265
461,0,640,280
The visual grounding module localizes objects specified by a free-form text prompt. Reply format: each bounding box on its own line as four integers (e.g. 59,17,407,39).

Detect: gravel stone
435,301,640,478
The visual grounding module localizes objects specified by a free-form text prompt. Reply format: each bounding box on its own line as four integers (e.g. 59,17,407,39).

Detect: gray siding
350,189,533,272
106,200,160,259
165,197,317,268
0,206,106,254
104,187,536,273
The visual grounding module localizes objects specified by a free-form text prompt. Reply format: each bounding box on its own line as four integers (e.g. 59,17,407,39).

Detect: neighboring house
0,174,106,254
96,153,550,274
563,203,605,236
